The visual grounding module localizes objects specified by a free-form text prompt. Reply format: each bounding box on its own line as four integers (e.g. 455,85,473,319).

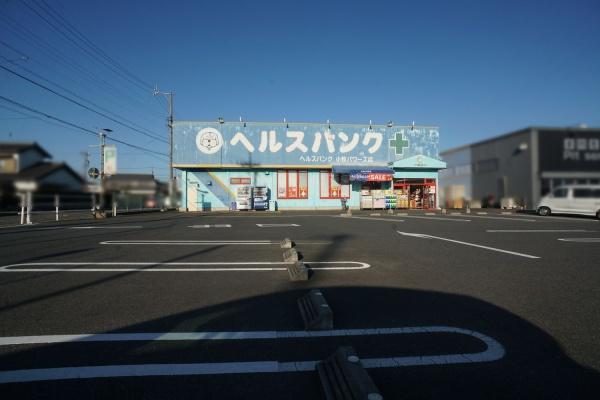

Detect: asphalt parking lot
1,210,599,399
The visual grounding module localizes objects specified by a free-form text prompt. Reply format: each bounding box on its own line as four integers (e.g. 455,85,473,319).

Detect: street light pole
80,151,90,182
168,92,173,195
99,130,106,179
97,128,112,210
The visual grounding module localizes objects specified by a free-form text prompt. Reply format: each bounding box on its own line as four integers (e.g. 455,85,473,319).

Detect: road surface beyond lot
1,211,599,398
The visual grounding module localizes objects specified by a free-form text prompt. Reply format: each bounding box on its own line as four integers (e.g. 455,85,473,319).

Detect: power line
0,102,105,139
0,101,97,136
0,12,166,119
0,51,164,140
0,63,168,144
0,103,40,119
0,103,166,163
18,0,152,95
0,95,168,159
34,0,155,91
0,40,29,60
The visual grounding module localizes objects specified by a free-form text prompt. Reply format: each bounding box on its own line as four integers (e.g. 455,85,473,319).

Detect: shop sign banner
173,121,441,167
350,172,393,182
104,146,117,176
538,130,600,171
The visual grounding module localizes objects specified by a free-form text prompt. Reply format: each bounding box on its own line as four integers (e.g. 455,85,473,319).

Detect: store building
439,126,600,209
174,121,446,211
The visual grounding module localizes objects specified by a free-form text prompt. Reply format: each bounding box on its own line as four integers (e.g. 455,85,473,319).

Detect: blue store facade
174,121,446,211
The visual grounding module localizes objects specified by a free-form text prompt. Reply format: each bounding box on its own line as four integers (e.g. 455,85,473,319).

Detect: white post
26,191,32,225
20,193,25,225
112,194,117,217
54,194,59,221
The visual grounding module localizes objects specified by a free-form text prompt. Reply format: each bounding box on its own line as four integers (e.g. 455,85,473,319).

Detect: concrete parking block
287,261,309,281
317,346,382,400
297,289,333,330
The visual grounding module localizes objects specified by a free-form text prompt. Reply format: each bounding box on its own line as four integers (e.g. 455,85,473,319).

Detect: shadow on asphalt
0,212,191,234
0,246,225,314
1,287,598,399
0,248,94,287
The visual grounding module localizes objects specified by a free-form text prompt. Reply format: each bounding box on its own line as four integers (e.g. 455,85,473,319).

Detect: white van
537,185,600,218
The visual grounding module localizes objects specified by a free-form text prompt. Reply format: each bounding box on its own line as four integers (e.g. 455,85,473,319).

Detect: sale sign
349,172,393,182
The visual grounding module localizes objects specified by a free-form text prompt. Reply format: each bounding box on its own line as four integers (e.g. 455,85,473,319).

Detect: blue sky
1,0,599,179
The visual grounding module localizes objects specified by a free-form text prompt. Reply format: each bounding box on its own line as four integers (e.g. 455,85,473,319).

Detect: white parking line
2,225,143,232
2,226,64,232
0,261,370,272
534,215,600,222
0,224,38,229
101,240,271,245
449,215,536,222
334,216,404,223
397,231,540,259
487,229,592,233
256,224,300,227
188,224,231,228
100,240,332,246
0,326,504,383
557,238,600,242
69,226,143,229
402,215,471,222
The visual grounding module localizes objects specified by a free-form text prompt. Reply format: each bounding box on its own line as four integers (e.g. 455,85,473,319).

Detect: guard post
54,194,60,221
14,181,38,225
26,190,32,225
19,193,25,225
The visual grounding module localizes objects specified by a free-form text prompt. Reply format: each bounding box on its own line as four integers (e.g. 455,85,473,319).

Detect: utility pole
154,87,174,206
168,92,173,194
96,128,112,211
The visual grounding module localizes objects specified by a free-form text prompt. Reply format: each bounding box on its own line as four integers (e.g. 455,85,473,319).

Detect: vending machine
236,186,253,211
252,186,269,211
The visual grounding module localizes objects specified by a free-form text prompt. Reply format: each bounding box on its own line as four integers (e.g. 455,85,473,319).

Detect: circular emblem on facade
196,127,223,154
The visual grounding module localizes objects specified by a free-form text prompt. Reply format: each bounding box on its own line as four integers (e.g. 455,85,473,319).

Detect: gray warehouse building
439,126,600,209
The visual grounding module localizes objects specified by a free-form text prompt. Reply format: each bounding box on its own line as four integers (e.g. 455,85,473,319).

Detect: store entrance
393,178,437,209
358,181,392,209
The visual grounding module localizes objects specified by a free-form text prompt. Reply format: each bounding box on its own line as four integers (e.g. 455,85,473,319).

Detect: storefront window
277,170,308,199
299,171,308,198
320,171,329,197
341,174,350,197
288,171,298,198
320,171,350,198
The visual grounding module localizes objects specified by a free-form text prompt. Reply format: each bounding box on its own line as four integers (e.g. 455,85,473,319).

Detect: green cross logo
389,132,409,156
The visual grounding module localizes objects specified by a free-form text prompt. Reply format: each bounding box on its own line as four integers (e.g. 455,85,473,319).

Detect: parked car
537,185,600,218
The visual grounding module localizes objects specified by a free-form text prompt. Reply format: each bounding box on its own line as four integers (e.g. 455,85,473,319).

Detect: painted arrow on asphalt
396,231,434,239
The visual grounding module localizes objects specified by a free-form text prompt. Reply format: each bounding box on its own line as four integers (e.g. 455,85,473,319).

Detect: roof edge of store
174,120,439,129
